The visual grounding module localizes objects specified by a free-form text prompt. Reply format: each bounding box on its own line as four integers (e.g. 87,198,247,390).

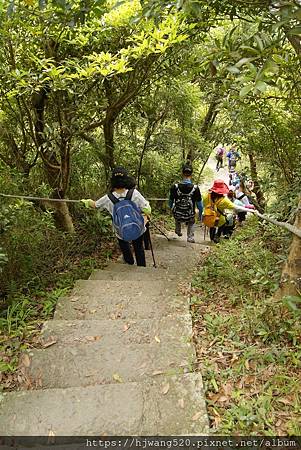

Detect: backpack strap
215,197,225,218
190,185,197,195
125,188,134,201
177,183,196,196
237,193,246,201
108,192,119,205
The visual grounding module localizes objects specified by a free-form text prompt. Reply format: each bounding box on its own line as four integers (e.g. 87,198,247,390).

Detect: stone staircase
0,231,209,436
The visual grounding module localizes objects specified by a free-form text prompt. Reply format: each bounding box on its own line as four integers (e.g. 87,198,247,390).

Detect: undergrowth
0,203,118,390
191,218,301,435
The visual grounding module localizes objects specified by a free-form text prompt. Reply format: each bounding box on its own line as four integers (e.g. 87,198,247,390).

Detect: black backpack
173,183,196,222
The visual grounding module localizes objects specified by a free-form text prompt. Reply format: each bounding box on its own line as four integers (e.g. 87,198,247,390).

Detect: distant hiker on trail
215,144,225,171
169,164,203,243
226,145,241,170
234,180,255,224
229,171,240,188
81,166,151,266
202,179,257,243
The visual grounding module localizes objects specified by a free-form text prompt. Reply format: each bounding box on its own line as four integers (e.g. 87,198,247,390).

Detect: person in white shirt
81,167,151,266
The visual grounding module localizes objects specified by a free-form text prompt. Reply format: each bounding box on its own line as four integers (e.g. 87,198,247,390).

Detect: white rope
0,193,80,203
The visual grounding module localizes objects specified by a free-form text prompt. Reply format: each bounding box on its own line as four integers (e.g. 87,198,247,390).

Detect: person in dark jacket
169,164,203,243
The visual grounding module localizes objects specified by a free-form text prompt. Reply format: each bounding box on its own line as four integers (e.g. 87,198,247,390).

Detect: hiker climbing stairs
0,232,209,436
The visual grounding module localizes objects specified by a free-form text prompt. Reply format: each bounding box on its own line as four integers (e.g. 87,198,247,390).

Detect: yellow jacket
202,192,235,227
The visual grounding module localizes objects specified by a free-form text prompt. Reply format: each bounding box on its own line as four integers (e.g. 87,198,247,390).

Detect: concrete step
41,316,193,347
54,280,187,320
25,338,195,389
145,250,200,272
0,374,209,435
89,267,177,281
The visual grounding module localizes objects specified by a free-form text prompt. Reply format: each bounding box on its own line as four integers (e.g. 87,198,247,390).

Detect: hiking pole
149,220,170,241
148,230,157,268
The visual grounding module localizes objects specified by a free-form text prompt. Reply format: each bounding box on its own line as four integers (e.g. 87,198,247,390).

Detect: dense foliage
192,219,300,434
0,0,300,426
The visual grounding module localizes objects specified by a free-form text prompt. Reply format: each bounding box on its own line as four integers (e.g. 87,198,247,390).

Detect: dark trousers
216,157,223,170
237,212,247,223
217,224,235,238
143,222,151,250
118,234,146,267
209,227,217,241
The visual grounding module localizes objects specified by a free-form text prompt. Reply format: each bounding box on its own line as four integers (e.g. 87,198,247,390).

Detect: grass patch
191,218,301,435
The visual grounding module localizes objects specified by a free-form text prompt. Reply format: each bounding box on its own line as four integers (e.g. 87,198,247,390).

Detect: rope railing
0,193,168,203
1,192,300,239
0,193,80,203
255,211,301,239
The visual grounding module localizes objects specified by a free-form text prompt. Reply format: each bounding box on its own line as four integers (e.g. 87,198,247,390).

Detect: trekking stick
149,220,170,241
148,230,157,268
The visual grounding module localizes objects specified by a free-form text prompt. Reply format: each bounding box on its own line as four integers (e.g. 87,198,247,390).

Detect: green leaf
255,81,267,92
254,35,264,52
235,57,254,68
240,85,253,97
283,296,301,314
287,26,301,36
227,66,240,74
263,59,279,75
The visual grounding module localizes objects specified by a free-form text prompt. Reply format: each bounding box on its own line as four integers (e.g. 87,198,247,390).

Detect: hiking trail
0,227,212,435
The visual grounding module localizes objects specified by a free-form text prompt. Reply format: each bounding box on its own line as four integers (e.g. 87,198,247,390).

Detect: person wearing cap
226,145,241,170
81,166,151,266
124,174,152,251
169,164,203,243
202,179,257,243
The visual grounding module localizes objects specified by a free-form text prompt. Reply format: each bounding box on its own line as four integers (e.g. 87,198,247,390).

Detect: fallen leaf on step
192,412,202,421
47,429,56,444
113,373,123,383
21,354,30,368
152,370,163,376
161,383,170,395
123,324,130,332
178,398,185,409
17,374,24,384
70,297,79,303
154,335,161,343
278,397,293,405
85,336,101,342
43,338,57,348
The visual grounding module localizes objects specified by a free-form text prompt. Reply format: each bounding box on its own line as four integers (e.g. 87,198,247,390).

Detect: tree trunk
50,199,75,234
137,126,152,189
44,162,75,233
200,99,218,136
103,114,115,172
279,196,301,296
248,150,266,213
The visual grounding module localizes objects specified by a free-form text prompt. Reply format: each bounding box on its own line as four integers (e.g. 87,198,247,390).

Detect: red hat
209,179,229,195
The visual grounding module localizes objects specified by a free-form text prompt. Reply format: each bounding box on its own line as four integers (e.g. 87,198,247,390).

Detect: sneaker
187,237,195,243
175,231,183,237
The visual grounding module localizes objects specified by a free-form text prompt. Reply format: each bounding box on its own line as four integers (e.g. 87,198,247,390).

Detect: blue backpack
108,189,145,242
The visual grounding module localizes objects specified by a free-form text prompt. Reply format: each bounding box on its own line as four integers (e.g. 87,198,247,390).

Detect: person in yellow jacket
202,179,257,243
